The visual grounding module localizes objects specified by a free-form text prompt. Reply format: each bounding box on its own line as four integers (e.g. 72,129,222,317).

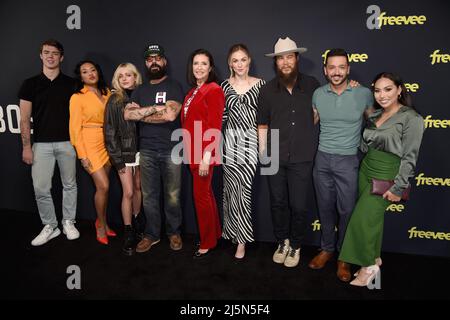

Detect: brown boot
337,260,351,282
308,251,334,269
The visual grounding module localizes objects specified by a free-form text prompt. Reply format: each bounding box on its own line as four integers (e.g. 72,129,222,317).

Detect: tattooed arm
140,100,182,123
123,102,159,121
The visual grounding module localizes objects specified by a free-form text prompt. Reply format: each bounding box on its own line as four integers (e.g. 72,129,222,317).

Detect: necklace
183,85,201,117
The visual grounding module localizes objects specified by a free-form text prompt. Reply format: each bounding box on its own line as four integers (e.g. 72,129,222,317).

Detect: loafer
136,237,160,253
337,260,351,282
308,250,334,269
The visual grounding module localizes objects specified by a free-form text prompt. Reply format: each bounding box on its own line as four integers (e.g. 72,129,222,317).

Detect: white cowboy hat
265,37,307,57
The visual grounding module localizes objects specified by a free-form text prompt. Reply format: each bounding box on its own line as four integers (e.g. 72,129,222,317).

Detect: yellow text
424,115,450,129
322,50,368,64
415,173,450,187
386,204,405,213
408,227,450,240
430,50,450,65
405,83,419,93
378,12,426,28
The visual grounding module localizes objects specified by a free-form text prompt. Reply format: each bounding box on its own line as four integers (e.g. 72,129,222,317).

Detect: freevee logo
408,227,450,241
312,220,322,231
311,220,337,232
415,173,450,187
430,50,450,65
386,204,405,213
424,115,450,129
366,5,427,30
321,49,368,64
405,83,420,93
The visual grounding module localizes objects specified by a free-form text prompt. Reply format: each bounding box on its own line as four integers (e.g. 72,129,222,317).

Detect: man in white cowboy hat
257,36,320,268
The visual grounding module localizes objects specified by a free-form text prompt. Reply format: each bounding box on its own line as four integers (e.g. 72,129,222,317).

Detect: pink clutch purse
371,179,410,201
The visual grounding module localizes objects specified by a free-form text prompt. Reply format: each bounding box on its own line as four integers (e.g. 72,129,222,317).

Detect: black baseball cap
144,44,165,58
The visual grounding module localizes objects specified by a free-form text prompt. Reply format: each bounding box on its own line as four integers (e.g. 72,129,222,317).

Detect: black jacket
104,92,137,170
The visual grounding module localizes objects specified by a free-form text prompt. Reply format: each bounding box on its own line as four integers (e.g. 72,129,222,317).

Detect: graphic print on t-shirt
155,92,167,104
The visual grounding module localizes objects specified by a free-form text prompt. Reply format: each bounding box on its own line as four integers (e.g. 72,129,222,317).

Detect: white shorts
125,152,140,167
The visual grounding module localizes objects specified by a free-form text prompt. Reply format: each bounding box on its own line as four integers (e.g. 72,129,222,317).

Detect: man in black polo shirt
19,39,79,246
124,44,184,253
257,37,320,268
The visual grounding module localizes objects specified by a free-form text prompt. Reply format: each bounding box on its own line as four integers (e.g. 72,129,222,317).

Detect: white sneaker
273,239,290,264
284,246,301,268
31,225,61,246
62,220,80,240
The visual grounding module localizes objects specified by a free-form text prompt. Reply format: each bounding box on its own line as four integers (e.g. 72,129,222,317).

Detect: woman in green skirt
339,72,424,286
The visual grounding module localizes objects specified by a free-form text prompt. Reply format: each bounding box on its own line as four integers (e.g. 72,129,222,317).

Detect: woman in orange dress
69,60,114,245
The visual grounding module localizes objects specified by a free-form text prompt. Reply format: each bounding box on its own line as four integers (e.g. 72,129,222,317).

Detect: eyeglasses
146,55,163,63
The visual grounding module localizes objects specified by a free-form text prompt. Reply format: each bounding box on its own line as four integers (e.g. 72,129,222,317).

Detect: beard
277,66,299,88
147,64,167,80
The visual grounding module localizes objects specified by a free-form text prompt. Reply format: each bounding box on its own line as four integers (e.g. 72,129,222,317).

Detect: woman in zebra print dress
221,44,265,259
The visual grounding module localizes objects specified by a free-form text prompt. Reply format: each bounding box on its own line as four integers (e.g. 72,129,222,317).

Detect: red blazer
181,82,225,168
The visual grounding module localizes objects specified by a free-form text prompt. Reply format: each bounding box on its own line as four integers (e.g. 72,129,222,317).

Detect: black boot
132,212,146,241
123,225,136,256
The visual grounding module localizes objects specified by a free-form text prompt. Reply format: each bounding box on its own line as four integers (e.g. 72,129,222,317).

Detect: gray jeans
31,142,77,227
313,150,359,252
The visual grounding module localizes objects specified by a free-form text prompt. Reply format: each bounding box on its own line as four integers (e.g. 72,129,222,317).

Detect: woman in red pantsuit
181,49,225,258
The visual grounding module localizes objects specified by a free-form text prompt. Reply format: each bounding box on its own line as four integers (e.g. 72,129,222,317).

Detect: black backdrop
1,0,449,257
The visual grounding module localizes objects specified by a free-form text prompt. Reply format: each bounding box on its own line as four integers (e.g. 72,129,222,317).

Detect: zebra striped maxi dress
221,79,266,243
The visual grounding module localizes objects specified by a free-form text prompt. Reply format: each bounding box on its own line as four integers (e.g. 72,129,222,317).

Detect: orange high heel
106,227,117,237
95,219,109,245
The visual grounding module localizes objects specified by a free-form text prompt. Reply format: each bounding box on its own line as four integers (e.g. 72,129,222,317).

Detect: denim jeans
140,148,182,240
31,142,77,228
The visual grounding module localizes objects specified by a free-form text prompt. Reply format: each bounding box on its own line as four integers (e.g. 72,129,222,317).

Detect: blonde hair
111,63,142,100
227,43,251,78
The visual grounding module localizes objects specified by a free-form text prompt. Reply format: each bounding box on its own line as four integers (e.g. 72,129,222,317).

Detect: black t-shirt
257,74,320,163
18,72,76,142
131,78,184,151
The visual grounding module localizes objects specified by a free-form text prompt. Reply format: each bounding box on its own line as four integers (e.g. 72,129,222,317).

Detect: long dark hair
74,60,109,95
186,49,218,87
371,72,414,110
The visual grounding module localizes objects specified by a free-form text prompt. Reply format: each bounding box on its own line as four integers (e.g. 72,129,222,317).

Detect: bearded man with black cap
124,43,184,253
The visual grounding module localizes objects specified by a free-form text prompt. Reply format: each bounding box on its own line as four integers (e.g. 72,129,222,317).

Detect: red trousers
191,166,222,250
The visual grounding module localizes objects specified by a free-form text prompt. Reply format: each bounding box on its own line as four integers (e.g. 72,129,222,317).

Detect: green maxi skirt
338,147,400,267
